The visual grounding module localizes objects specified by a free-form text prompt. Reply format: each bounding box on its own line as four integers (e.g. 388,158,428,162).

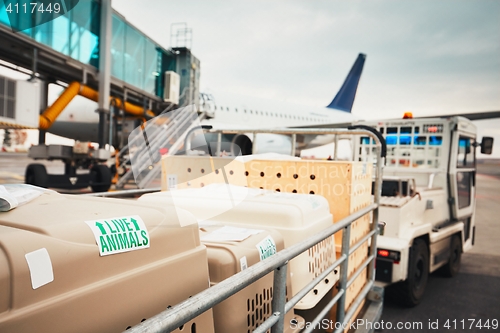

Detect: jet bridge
0,1,201,192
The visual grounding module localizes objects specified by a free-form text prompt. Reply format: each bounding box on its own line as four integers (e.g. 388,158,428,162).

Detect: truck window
382,180,400,197
456,172,471,209
457,136,475,168
429,136,442,146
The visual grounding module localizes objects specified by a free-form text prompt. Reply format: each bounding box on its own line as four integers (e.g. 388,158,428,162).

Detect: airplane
48,53,367,156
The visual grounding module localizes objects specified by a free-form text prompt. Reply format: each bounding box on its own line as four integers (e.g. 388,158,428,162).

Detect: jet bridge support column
38,80,49,145
96,0,112,154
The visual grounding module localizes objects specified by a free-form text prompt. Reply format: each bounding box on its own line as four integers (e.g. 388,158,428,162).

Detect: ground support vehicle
356,116,494,306
26,143,113,192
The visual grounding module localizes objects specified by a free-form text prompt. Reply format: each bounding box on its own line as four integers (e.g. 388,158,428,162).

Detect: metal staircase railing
115,105,206,189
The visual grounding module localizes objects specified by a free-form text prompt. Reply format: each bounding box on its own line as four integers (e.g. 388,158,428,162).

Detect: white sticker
167,174,177,190
25,248,54,289
240,256,248,271
256,236,277,261
85,215,150,256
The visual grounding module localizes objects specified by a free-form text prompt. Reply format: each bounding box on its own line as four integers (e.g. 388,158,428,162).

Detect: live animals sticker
256,236,277,261
85,215,150,256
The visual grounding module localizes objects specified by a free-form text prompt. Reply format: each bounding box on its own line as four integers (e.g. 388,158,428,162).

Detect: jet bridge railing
126,127,385,333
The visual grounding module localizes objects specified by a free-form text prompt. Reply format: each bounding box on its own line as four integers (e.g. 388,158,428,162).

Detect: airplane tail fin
326,53,366,112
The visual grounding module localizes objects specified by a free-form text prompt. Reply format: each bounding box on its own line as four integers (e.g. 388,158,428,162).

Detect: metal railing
125,127,385,333
115,106,209,189
114,89,196,189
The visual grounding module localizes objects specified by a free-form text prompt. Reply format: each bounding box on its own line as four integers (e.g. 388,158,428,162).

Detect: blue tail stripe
326,53,366,113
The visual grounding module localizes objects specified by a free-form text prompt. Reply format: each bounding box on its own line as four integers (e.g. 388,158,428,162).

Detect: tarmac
1,152,499,332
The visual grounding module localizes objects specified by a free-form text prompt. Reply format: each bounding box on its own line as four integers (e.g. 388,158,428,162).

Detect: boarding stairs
115,105,205,189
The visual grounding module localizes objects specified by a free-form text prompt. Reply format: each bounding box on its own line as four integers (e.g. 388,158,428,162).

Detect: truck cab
356,116,494,306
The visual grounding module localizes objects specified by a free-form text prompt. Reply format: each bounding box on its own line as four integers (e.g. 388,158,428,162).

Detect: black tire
398,239,429,307
90,164,112,192
441,235,462,277
25,164,48,188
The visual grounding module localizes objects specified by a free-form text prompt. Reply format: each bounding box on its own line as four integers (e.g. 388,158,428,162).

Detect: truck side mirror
481,137,494,155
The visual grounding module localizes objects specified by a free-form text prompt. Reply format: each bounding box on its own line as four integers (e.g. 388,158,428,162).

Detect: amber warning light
403,112,413,119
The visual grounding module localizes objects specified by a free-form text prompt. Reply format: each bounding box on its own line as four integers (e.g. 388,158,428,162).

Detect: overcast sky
113,0,500,156
2,1,499,155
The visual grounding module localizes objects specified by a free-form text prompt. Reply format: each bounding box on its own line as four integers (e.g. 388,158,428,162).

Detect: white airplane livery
201,53,365,130
48,53,366,155
197,53,366,154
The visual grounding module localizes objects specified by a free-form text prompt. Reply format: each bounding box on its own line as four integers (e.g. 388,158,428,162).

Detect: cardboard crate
160,155,373,314
161,155,372,247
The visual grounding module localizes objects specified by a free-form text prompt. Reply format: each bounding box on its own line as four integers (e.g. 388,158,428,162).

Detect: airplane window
250,110,253,114
235,108,238,112
244,109,247,113
266,112,268,116
226,107,229,111
214,106,217,111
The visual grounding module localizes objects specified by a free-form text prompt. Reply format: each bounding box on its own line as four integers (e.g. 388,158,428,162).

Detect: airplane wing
415,111,500,121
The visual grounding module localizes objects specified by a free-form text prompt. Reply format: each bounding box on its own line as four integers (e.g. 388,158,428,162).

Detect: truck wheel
90,165,112,192
441,235,462,277
398,239,429,307
25,164,48,188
